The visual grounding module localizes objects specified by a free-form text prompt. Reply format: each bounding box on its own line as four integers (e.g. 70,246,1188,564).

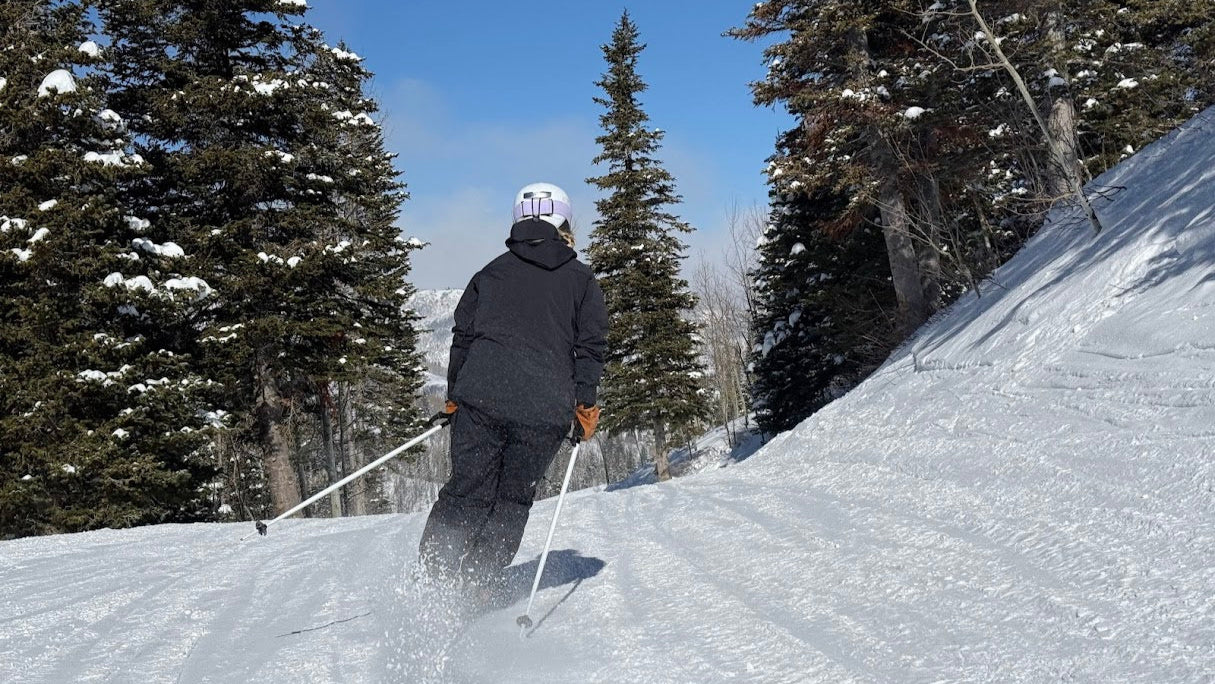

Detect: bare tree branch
967,0,1103,234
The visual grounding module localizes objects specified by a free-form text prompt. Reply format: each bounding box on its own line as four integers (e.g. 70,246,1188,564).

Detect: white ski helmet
513,182,572,229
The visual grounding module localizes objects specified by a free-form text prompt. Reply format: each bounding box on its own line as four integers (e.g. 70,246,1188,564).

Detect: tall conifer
1,0,214,536
101,0,425,517
285,35,426,516
733,0,1215,436
586,12,708,480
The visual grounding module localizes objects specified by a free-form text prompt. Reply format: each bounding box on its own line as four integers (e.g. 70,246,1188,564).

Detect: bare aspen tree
966,0,1103,233
693,255,750,445
723,201,764,321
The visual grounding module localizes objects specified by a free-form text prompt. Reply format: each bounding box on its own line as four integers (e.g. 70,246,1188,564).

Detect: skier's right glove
574,404,600,442
430,400,457,426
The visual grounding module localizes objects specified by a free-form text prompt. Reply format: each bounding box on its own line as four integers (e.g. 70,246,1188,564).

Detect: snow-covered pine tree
102,0,305,517
729,2,947,431
868,0,1044,294
734,0,1214,436
732,1,1077,433
733,1,948,337
101,1,426,518
990,1,1211,175
586,12,709,481
747,136,898,434
916,1,1215,232
283,35,427,517
0,0,215,537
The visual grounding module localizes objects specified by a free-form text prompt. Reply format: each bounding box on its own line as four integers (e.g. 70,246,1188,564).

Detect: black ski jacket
447,218,608,425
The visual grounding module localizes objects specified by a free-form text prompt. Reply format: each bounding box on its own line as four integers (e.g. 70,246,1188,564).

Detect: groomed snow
1,109,1214,682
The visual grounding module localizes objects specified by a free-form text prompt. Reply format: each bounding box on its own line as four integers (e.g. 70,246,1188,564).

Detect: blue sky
305,1,790,289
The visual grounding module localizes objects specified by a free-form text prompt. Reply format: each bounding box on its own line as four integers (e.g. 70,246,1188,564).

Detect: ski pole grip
429,401,458,427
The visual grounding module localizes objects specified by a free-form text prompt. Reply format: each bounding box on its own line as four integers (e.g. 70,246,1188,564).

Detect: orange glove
574,404,600,442
431,400,457,425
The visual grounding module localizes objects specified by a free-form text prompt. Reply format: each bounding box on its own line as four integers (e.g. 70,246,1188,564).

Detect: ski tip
255,520,268,536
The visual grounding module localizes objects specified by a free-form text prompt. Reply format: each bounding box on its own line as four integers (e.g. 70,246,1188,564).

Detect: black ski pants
418,404,569,584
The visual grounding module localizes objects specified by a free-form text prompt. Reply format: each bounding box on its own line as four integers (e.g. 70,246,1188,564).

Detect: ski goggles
513,197,572,224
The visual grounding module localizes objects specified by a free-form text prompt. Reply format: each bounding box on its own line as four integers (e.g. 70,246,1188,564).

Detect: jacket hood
506,218,576,270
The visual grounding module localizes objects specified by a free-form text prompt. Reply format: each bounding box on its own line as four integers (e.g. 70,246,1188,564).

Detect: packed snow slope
4,111,1215,683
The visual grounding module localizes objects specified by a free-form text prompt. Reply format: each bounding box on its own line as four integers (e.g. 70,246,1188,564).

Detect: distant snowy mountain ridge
408,288,462,390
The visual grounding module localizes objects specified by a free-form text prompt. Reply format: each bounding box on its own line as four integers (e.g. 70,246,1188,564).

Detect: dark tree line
6,2,1211,534
732,0,1215,433
1,0,426,538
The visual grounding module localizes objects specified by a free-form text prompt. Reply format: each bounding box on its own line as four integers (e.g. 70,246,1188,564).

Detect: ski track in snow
3,110,1215,682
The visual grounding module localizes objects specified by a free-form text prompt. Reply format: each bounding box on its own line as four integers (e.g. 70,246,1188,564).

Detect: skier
417,182,608,603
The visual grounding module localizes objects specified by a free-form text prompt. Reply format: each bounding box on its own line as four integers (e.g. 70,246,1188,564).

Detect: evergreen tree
729,2,940,432
930,0,1215,180
748,137,898,434
286,36,427,516
586,12,708,480
733,1,961,336
101,0,426,517
1,0,214,537
732,0,1215,435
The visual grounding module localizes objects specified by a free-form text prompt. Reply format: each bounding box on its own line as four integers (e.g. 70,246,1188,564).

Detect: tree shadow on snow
604,426,767,493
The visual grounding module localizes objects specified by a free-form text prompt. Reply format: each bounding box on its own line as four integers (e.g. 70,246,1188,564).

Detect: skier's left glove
574,404,600,442
430,400,458,426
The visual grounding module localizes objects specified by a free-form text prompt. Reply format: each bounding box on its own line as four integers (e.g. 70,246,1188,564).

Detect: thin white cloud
382,77,601,287
381,76,767,289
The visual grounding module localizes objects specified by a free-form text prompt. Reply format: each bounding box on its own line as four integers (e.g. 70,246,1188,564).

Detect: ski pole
516,437,581,637
243,421,448,541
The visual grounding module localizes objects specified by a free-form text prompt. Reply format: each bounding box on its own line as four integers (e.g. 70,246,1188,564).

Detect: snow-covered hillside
409,288,463,390
3,109,1214,683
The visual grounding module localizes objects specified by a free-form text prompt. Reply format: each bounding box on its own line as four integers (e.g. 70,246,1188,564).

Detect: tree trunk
339,383,368,516
256,358,300,515
319,383,342,518
1043,13,1085,205
967,0,1101,233
737,342,752,432
601,437,611,485
878,171,930,335
848,23,929,334
1045,96,1083,199
653,420,671,481
914,171,945,311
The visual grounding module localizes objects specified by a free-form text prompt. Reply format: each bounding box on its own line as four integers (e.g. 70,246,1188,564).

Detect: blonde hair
558,225,575,247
